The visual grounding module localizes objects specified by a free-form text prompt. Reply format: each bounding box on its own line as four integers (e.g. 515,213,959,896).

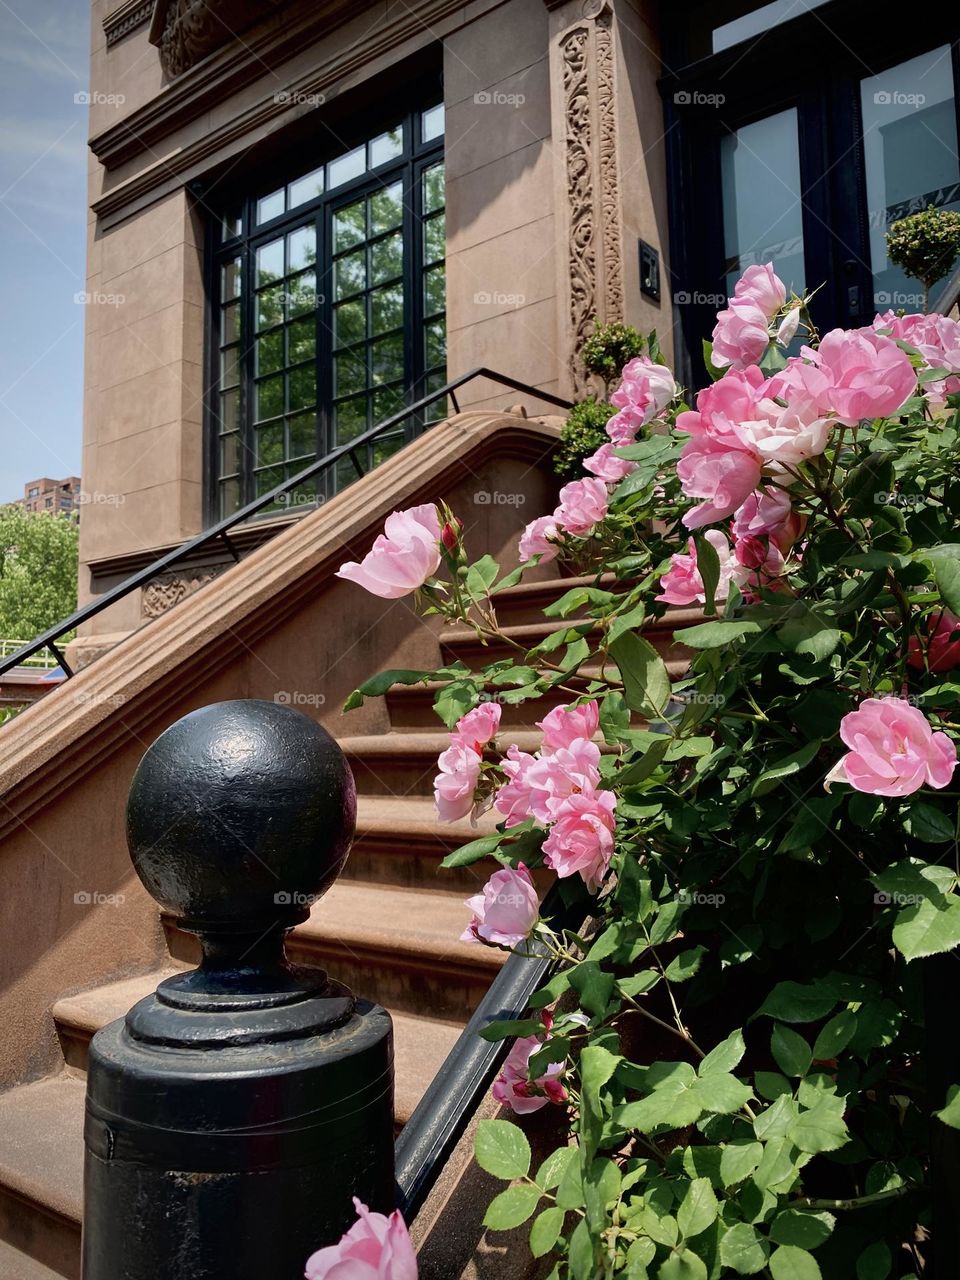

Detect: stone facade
77,0,670,657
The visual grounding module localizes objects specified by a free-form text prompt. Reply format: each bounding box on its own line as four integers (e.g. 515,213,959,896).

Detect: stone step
164,880,505,1023
384,673,606,730
438,609,698,671
339,729,544,797
479,573,627,627
0,1237,69,1280
0,1075,83,1280
53,970,464,1129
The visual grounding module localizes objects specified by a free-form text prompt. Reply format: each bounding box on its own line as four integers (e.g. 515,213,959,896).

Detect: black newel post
82,699,394,1280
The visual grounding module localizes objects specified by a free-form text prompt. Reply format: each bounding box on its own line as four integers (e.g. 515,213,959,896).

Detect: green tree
0,506,79,641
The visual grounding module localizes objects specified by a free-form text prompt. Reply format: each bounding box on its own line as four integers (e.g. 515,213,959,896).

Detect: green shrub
553,398,613,478
581,321,644,391
886,205,960,298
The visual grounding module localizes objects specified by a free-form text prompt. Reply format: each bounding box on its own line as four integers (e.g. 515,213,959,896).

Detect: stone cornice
104,0,155,47
148,0,286,78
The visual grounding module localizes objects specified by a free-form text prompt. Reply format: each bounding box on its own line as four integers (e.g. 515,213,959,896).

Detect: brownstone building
19,477,82,516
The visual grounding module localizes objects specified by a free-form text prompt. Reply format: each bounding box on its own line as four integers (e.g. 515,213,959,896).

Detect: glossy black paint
83,700,393,1280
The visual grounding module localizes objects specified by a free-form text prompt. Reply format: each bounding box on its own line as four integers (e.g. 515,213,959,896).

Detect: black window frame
203,98,445,524
659,0,960,387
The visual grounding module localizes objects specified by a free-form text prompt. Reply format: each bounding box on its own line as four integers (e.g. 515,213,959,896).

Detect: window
662,1,959,383
209,103,445,519
28,487,38,498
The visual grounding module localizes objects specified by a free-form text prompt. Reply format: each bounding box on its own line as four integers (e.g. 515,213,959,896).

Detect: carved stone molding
104,0,155,47
141,565,227,618
149,0,285,78
556,2,624,395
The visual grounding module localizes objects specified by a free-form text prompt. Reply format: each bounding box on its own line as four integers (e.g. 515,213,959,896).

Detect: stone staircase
0,412,694,1278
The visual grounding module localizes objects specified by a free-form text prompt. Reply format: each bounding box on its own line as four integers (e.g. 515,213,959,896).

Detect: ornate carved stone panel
149,0,285,78
556,1,624,395
141,565,227,618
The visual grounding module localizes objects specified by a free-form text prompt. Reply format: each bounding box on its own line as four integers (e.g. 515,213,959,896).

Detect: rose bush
341,264,960,1278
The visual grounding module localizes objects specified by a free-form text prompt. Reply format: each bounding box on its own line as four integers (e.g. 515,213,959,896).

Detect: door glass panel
712,0,830,53
720,107,805,300
860,47,960,312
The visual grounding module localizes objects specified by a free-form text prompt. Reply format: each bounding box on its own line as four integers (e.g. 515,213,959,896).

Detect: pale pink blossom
874,311,960,406
711,298,771,370
657,529,740,606
542,789,617,892
609,357,676,425
492,1033,567,1115
908,610,960,674
734,263,787,316
494,745,541,827
538,701,600,752
452,703,501,753
774,329,917,426
554,478,609,537
337,504,441,599
731,488,806,553
676,436,763,529
461,863,539,947
730,397,831,468
825,697,957,797
676,365,771,452
605,406,647,446
583,441,638,484
434,742,482,822
519,515,560,563
305,1198,417,1280
494,739,601,826
776,307,801,347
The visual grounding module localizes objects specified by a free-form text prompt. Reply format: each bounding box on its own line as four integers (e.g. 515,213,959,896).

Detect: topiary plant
581,320,645,395
886,205,960,306
553,397,614,478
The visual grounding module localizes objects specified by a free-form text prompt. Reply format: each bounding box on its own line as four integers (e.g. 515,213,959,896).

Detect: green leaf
483,1184,541,1230
580,1046,620,1163
769,1245,823,1280
770,1209,835,1249
677,1178,718,1238
902,800,955,844
924,545,960,615
617,970,660,999
433,679,479,728
478,1017,543,1042
752,1137,800,1191
674,620,763,649
617,737,672,786
757,982,838,1023
856,1241,892,1280
751,742,822,798
569,962,616,1017
935,1084,960,1130
536,1146,575,1190
555,1151,585,1209
772,1024,813,1078
893,893,960,961
787,1095,849,1154
344,667,436,709
465,554,500,599
568,1218,596,1280
812,1012,857,1061
665,947,707,983
659,1250,708,1280
756,1072,793,1101
693,531,721,614
720,1223,769,1275
700,1029,746,1075
475,1119,531,1180
720,1141,763,1186
694,1071,753,1114
529,1206,565,1258
610,631,672,718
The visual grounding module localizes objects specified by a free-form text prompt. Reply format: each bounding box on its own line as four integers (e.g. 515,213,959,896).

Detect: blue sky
0,0,88,503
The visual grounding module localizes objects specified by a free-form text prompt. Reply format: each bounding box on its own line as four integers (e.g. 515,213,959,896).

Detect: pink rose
554,478,609,537
305,1198,417,1280
677,365,770,451
874,311,960,407
775,330,917,426
494,739,601,826
434,742,482,822
776,307,801,347
542,789,617,892
711,299,771,371
337,504,442,599
461,863,539,947
519,515,560,563
734,262,787,317
825,697,957,797
538,700,600,752
908,610,960,674
732,488,806,553
452,703,501,753
610,357,676,425
492,1032,567,1115
730,396,831,467
605,406,647,446
656,529,738,606
677,436,763,529
583,442,638,484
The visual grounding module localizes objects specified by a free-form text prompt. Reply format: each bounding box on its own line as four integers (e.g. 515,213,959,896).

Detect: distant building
19,478,82,516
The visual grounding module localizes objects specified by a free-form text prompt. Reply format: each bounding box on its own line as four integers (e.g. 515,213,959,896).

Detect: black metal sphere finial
127,699,357,937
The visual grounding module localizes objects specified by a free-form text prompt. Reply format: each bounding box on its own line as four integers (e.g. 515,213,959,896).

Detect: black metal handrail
930,264,960,318
0,369,571,679
395,885,584,1219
